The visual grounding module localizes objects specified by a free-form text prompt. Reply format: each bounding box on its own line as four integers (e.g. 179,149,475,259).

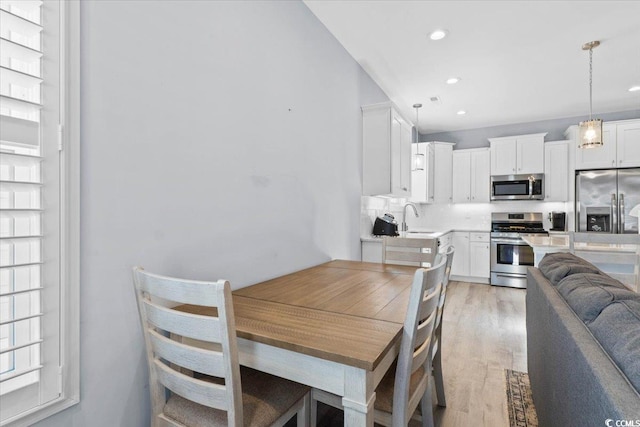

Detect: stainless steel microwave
490,174,544,201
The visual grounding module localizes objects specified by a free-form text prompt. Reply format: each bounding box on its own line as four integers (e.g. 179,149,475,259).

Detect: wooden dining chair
311,255,447,427
382,236,440,267
132,267,311,427
431,246,455,408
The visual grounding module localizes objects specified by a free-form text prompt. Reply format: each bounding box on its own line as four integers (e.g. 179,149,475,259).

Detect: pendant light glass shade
578,118,603,149
413,153,425,171
578,41,603,149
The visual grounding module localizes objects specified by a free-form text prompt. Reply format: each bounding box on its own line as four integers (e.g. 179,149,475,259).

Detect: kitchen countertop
522,234,637,253
361,228,489,242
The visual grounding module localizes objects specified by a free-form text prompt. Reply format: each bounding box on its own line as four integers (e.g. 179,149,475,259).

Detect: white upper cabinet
433,142,454,203
544,141,569,202
489,133,546,175
452,148,490,203
411,142,435,203
617,121,640,168
570,119,640,170
362,103,413,196
411,142,454,203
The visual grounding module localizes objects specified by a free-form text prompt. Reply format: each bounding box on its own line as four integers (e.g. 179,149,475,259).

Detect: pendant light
578,40,603,149
412,103,425,171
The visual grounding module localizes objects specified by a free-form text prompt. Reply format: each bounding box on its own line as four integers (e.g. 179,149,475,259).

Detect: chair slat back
434,246,455,333
133,267,243,426
391,257,446,425
382,236,439,267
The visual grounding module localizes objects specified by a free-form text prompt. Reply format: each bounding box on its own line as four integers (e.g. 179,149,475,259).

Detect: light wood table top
179,260,418,426
183,260,416,371
233,260,416,370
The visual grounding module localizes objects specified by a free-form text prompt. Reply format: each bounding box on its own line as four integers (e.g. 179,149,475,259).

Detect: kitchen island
522,233,639,291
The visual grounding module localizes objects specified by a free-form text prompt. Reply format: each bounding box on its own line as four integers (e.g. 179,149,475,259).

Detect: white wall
36,1,388,426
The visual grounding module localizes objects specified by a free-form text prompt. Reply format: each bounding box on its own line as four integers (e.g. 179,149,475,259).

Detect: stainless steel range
490,212,548,288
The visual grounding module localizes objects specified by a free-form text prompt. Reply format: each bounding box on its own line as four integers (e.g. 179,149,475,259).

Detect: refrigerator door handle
611,193,618,233
619,193,625,234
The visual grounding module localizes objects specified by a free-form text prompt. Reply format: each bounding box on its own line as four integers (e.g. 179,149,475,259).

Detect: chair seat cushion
374,363,426,414
163,367,309,427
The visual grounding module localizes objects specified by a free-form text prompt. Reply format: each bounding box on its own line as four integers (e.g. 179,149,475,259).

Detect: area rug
505,369,539,427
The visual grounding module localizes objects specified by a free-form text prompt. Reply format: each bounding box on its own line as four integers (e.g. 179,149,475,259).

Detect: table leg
342,366,375,427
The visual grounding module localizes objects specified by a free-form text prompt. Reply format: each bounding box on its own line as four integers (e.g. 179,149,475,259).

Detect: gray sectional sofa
526,252,640,427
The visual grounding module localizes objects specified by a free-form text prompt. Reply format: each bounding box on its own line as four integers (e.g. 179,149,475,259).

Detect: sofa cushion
538,252,601,285
589,299,640,393
556,273,635,323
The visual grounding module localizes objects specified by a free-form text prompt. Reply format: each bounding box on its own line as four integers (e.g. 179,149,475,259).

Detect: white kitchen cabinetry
469,233,491,278
411,142,454,203
544,141,569,202
489,133,546,175
411,143,435,203
362,103,413,196
569,119,640,170
362,240,383,263
452,148,490,203
451,231,490,282
450,232,469,276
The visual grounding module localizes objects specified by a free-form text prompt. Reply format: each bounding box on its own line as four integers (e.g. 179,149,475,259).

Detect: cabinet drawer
470,232,490,242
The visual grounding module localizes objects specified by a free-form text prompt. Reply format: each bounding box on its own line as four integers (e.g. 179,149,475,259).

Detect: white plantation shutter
0,0,64,422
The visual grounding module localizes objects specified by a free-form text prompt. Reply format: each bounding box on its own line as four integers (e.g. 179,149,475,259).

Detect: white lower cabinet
450,231,490,282
362,240,382,263
450,232,469,276
361,232,453,264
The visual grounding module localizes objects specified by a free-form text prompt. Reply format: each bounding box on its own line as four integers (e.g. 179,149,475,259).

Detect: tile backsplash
361,196,569,237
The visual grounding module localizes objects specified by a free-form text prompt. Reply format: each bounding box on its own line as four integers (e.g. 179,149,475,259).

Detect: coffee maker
549,212,566,231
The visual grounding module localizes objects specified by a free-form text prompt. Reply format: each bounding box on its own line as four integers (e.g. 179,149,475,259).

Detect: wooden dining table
229,259,417,426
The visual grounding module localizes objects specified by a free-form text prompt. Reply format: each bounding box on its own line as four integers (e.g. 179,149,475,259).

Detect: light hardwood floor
433,280,527,427
313,280,528,427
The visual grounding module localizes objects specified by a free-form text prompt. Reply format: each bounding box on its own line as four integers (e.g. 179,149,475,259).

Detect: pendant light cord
589,47,593,121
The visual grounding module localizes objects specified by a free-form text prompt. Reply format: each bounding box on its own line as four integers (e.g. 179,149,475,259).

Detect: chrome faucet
401,202,419,232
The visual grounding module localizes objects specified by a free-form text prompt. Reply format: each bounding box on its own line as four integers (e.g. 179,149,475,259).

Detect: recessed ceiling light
446,77,460,85
457,110,466,115
629,86,640,92
429,29,448,41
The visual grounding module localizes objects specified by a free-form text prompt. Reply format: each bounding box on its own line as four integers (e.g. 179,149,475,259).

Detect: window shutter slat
0,0,43,400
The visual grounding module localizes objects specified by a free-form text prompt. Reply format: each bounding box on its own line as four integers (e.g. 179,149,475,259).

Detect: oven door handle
491,238,528,245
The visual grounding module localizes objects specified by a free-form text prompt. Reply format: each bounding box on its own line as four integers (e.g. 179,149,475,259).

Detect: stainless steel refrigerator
576,168,640,234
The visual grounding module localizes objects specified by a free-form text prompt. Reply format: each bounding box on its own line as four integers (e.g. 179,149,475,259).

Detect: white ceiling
303,1,640,134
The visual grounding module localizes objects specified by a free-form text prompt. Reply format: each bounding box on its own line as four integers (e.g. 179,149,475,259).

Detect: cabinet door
574,124,617,170
517,135,544,174
411,143,435,203
469,241,490,278
450,232,469,276
452,151,471,203
411,143,427,202
544,142,569,202
490,139,517,175
362,108,392,195
361,241,382,263
433,144,453,203
470,150,490,202
617,122,640,168
399,121,413,195
390,115,403,195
